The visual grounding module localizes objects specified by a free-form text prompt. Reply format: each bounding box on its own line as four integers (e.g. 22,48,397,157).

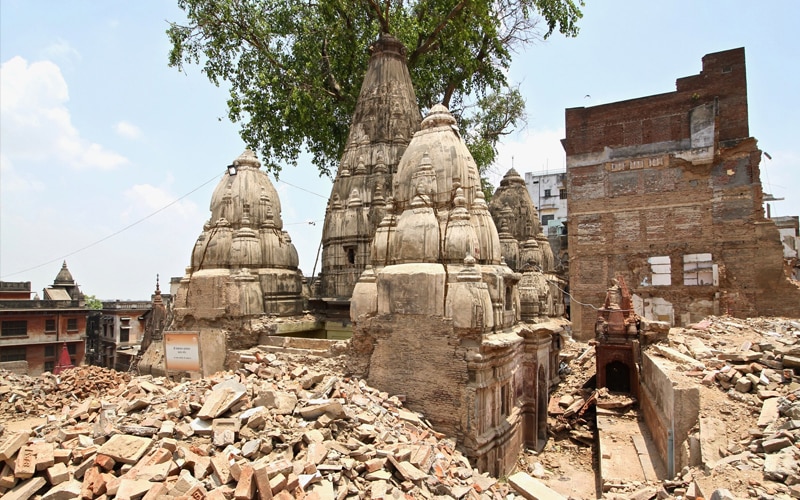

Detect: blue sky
1,1,798,300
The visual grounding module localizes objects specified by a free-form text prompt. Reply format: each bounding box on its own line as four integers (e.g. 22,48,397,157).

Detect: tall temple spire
317,33,421,300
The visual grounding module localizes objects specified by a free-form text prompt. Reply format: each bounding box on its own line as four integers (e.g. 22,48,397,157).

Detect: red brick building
0,262,88,374
563,48,800,339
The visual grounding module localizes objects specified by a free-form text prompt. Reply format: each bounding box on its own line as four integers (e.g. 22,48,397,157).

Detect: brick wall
565,48,800,339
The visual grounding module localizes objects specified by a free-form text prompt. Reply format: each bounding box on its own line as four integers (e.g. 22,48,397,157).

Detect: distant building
0,262,87,375
563,48,800,340
773,216,800,280
524,171,568,272
97,299,150,371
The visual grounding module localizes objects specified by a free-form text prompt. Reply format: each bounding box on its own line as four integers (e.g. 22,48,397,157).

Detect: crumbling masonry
563,48,800,340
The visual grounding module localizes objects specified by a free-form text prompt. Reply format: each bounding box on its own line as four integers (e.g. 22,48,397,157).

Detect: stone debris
0,350,518,499
649,316,800,498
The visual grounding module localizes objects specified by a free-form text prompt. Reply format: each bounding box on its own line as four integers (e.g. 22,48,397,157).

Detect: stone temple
317,34,421,308
139,149,306,376
348,104,560,476
141,33,563,477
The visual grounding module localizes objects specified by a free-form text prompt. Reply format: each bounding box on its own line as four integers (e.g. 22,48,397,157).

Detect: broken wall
639,351,699,477
564,48,800,340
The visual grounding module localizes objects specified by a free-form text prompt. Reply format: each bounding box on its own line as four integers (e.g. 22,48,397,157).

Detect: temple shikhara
127,40,799,485
134,34,565,475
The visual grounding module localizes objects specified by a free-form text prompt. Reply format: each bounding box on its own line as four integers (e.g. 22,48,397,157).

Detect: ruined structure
317,34,421,307
349,105,557,476
563,48,800,340
488,168,565,322
140,150,305,376
594,277,640,398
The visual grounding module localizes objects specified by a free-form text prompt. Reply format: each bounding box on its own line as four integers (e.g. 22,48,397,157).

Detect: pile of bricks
0,350,510,499
653,316,800,496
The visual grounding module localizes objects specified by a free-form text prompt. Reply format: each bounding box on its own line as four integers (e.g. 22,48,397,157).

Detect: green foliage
84,294,102,310
168,0,583,178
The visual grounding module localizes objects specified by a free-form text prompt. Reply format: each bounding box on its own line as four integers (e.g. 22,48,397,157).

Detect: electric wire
1,170,226,279
3,169,338,280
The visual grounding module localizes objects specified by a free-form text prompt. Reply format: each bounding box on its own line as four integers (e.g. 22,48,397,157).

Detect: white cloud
41,39,81,65
114,120,142,140
123,183,198,220
0,154,45,194
491,127,566,185
0,56,128,170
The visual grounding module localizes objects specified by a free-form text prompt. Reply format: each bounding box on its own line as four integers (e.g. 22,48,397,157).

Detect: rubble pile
0,351,508,500
654,316,800,498
0,365,131,417
545,342,601,446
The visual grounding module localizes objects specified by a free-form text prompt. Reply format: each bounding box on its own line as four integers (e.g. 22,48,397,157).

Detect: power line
1,170,224,279
276,178,329,199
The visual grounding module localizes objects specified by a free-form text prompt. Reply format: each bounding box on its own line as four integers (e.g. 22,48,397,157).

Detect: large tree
168,0,583,177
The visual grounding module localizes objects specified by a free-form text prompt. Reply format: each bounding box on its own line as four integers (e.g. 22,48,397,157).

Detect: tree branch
364,0,390,33
409,0,469,64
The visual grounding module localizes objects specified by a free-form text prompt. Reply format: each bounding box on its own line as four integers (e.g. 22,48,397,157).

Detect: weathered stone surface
259,390,297,415
2,476,47,500
758,397,781,427
41,478,82,500
0,431,29,461
197,379,247,420
97,435,152,465
508,471,567,500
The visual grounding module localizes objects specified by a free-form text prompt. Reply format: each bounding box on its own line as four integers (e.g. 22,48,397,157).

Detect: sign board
164,331,201,373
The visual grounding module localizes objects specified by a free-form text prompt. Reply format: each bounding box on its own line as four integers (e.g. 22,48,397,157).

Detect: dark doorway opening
606,360,631,393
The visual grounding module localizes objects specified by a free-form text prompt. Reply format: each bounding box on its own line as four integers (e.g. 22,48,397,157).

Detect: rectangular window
44,361,55,373
67,344,77,355
544,189,552,198
67,318,78,331
0,347,26,362
120,328,130,343
559,189,568,200
684,253,716,286
1,320,27,337
647,256,672,286
45,319,56,332
44,345,56,358
541,214,555,226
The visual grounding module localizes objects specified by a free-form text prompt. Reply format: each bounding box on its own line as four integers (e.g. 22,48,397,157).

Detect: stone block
508,472,566,500
45,462,69,485
0,432,29,461
212,418,240,447
115,478,152,500
81,466,108,498
2,476,46,500
758,398,781,427
762,436,793,453
0,462,17,489
197,379,247,420
42,478,82,500
210,453,233,485
269,472,287,494
97,434,152,465
252,463,274,500
298,401,346,420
